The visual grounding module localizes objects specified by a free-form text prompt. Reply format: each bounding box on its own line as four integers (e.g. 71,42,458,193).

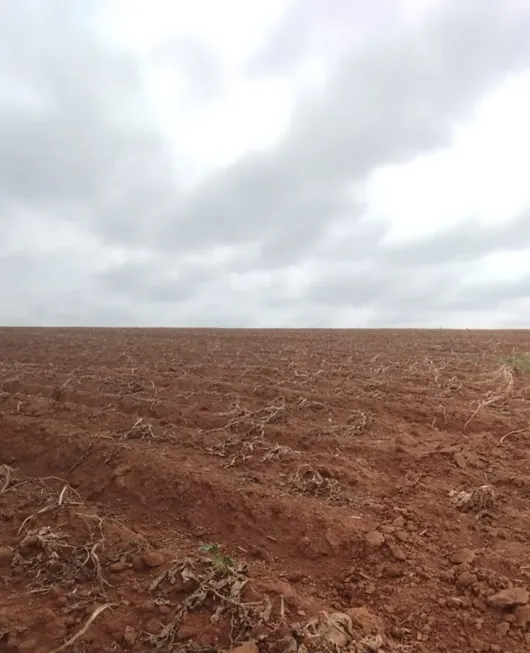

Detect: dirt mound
1,328,530,651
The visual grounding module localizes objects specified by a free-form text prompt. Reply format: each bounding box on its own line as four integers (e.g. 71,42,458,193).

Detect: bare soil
1,328,530,653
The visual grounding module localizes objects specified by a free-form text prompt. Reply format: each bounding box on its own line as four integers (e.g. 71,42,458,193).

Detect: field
1,328,530,653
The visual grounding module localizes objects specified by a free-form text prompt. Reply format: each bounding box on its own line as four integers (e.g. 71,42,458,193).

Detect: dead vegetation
147,546,276,650
283,464,350,505
449,484,497,514
1,470,148,599
207,432,298,467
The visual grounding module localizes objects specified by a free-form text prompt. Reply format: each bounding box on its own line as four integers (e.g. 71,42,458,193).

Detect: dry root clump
147,549,274,650
208,434,297,467
449,484,496,514
296,611,387,653
121,417,156,441
5,475,143,594
15,523,108,590
1,464,15,494
284,465,349,505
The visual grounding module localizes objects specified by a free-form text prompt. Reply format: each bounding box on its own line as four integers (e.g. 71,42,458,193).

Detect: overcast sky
1,0,530,328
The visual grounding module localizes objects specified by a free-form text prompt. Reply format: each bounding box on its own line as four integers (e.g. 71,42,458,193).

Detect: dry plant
202,402,285,441
207,434,297,468
13,485,111,591
15,524,108,591
121,417,156,441
17,483,83,534
298,611,386,653
499,426,530,444
146,549,274,650
46,603,114,653
346,410,374,433
284,465,349,506
463,364,515,433
0,463,21,494
203,399,297,466
309,414,372,445
296,397,329,412
449,485,496,515
7,474,139,595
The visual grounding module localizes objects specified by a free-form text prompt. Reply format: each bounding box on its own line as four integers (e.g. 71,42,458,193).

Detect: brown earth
1,327,530,653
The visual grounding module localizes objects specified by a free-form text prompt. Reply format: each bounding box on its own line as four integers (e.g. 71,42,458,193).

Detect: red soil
1,328,529,652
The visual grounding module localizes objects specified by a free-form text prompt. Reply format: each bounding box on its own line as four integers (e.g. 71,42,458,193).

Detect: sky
1,0,530,328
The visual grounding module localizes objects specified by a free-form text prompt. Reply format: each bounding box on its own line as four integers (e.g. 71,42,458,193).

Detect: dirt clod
387,542,407,561
487,587,529,609
347,606,385,635
141,550,166,568
230,641,259,653
123,626,137,646
364,531,385,549
515,605,530,627
0,546,14,566
450,548,476,565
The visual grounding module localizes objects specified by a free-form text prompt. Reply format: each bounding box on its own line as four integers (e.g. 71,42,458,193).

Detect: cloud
380,211,530,267
2,0,530,326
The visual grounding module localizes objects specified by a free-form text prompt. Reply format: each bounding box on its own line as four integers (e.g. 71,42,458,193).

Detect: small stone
113,464,132,478
123,626,137,646
487,587,529,609
382,564,403,579
391,627,406,639
141,550,165,568
347,606,384,635
139,599,156,612
365,530,385,549
145,618,163,635
457,572,477,589
109,560,129,573
230,642,259,653
0,546,14,567
286,571,305,583
468,636,485,652
453,452,467,468
515,605,530,627
131,555,143,570
450,548,476,565
495,621,510,637
388,542,407,561
395,530,409,542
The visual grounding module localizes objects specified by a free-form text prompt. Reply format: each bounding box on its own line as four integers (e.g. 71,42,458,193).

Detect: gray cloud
151,0,530,261
2,0,530,326
96,257,212,303
380,211,530,267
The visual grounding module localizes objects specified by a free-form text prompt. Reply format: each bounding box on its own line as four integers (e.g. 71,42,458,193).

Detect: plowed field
1,328,530,653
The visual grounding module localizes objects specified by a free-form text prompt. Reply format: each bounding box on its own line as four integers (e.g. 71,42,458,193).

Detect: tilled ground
0,328,530,653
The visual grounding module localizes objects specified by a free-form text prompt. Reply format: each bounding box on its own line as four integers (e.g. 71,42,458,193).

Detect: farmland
0,328,529,652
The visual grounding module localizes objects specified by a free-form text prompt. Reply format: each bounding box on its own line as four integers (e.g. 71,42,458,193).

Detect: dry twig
46,603,113,653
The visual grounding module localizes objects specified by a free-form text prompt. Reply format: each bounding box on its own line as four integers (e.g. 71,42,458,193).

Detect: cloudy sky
1,0,530,328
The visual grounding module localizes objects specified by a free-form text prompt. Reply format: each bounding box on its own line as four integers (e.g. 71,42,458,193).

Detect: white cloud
1,0,530,327
366,70,530,244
